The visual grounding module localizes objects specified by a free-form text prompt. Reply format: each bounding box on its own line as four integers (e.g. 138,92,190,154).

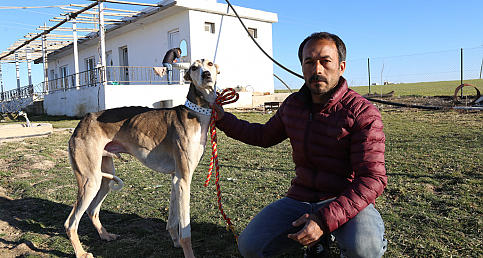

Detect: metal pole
15,52,20,90
367,58,371,94
461,48,463,98
42,33,48,94
73,19,80,89
98,0,107,85
479,57,482,80
0,63,3,101
26,47,32,86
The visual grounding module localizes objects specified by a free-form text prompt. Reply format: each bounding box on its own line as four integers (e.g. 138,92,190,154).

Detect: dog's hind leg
86,156,119,242
65,153,103,258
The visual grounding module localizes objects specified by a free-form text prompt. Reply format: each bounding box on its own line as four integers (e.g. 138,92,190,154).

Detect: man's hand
209,103,225,121
287,213,324,247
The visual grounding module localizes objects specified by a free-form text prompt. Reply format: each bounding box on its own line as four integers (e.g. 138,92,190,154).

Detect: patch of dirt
0,188,51,258
370,95,455,109
22,154,56,171
0,129,71,257
363,95,483,112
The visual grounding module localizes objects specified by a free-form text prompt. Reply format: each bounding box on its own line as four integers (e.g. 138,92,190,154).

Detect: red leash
205,88,239,242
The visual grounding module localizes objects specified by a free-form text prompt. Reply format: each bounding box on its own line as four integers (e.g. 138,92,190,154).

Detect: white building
37,0,278,117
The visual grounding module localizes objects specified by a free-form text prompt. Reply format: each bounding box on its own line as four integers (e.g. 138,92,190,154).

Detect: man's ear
215,64,220,74
183,68,192,81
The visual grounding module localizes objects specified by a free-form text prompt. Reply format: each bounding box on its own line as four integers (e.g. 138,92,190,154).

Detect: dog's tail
101,172,124,191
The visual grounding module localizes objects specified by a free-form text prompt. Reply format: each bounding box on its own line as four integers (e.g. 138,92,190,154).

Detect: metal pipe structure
0,1,98,61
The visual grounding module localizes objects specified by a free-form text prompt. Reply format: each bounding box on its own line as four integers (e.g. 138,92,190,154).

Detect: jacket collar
296,76,349,109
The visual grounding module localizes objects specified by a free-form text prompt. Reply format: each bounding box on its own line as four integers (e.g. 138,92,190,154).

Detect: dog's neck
186,83,214,110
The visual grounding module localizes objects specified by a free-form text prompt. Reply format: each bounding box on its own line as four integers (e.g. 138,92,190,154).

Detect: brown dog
65,59,219,258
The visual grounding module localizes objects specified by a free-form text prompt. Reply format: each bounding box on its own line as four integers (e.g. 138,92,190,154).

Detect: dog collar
184,100,212,116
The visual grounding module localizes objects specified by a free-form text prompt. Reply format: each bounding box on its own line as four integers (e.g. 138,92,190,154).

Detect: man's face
301,39,346,103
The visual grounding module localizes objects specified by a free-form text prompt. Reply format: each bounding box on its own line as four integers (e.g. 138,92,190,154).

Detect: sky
1,0,482,92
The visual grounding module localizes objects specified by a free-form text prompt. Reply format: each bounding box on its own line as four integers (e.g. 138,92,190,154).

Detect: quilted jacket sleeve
316,101,387,233
216,108,288,148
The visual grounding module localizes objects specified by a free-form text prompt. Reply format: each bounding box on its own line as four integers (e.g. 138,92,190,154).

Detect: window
248,28,257,38
204,22,215,34
59,65,69,89
85,57,96,86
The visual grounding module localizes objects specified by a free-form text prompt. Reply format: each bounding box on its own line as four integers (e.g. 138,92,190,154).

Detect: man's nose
315,61,324,74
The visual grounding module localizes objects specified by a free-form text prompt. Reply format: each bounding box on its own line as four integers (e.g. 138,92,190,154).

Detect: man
162,47,182,84
210,32,387,258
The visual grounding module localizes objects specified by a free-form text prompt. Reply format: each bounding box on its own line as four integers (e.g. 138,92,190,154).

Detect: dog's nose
202,71,211,79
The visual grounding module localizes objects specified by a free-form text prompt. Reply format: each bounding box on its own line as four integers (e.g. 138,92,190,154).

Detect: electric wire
224,0,303,80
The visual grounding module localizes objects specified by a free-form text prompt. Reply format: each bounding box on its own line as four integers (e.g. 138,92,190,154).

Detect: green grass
0,87,482,257
276,78,483,97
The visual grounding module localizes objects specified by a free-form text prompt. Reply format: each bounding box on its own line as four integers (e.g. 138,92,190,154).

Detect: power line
0,5,71,9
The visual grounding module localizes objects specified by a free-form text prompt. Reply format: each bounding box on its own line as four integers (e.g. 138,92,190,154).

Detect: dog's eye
208,62,213,66
191,66,198,71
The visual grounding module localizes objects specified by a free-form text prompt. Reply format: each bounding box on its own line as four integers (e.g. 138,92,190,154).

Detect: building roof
30,0,277,64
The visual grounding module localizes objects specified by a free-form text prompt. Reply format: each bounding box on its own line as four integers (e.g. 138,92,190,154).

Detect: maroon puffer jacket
216,77,387,233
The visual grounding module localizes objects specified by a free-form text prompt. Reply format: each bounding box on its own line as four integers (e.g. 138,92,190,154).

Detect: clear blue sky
1,0,482,92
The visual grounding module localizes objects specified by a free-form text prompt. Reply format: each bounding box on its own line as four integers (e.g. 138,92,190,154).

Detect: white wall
49,11,191,74
187,10,275,94
44,87,105,117
44,84,190,117
43,1,277,116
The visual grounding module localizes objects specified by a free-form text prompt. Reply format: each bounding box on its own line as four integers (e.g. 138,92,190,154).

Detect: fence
0,65,187,113
106,66,185,85
343,47,483,92
46,66,185,93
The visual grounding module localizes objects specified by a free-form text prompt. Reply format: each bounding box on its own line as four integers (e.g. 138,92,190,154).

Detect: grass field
277,79,483,98
0,87,482,257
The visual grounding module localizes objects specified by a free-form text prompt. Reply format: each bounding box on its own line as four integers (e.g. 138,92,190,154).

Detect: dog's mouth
203,78,213,84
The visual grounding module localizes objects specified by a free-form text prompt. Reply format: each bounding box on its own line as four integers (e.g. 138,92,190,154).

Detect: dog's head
184,59,220,102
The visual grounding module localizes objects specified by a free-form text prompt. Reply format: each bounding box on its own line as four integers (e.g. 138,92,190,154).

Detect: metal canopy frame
0,0,163,62
0,0,164,112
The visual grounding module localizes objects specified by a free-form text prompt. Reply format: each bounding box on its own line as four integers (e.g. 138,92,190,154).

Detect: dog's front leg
171,168,195,258
167,174,181,248
177,175,194,258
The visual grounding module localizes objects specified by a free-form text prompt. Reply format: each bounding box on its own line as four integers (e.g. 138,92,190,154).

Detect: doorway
168,30,180,82
119,46,129,84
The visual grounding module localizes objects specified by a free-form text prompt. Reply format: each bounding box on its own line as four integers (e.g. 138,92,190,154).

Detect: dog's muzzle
202,71,212,80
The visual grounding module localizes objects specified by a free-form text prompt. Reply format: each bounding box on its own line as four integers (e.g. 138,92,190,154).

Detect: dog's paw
173,239,181,248
100,233,119,242
80,252,94,258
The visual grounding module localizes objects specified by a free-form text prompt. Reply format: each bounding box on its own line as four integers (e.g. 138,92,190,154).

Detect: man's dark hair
175,47,182,54
298,32,346,64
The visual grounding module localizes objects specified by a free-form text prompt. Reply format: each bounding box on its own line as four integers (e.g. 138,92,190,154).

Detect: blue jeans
238,197,387,258
162,63,173,84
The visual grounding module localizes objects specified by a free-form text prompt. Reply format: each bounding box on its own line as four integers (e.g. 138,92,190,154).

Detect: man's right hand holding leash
210,103,225,121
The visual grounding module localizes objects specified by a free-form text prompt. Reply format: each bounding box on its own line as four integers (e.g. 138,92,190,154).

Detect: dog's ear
215,64,220,74
183,68,192,82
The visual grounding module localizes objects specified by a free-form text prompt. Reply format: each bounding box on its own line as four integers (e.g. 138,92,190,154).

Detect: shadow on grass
0,196,243,257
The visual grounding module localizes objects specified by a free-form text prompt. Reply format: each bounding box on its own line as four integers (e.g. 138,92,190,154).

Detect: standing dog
65,59,219,258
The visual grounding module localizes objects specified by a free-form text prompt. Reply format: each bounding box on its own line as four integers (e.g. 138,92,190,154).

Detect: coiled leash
205,88,240,243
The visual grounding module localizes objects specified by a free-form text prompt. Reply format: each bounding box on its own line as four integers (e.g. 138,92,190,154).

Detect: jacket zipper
304,112,318,192
303,113,313,165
